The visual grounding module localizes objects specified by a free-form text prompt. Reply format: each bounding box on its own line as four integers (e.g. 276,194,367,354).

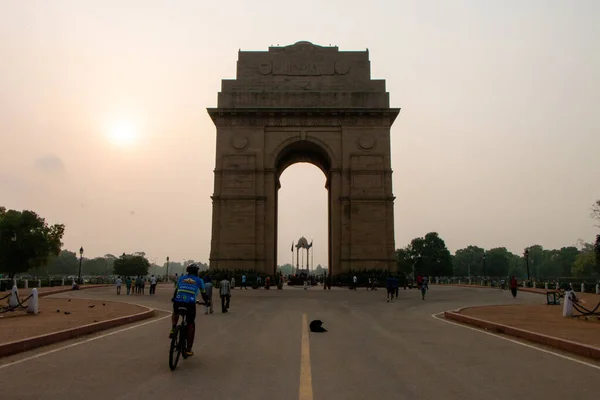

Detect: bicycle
169,300,206,371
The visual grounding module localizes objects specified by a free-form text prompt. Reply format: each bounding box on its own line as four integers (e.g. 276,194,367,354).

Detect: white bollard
8,286,19,308
24,279,28,289
38,279,42,288
581,283,585,293
563,290,575,317
545,282,548,290
27,288,39,314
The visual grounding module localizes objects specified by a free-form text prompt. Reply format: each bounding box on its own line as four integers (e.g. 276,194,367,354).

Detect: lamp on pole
524,248,530,281
9,232,17,279
483,251,487,277
78,246,84,284
166,256,170,282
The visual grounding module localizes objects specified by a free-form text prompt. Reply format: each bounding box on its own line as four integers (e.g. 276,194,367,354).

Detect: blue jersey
386,277,394,289
174,274,205,304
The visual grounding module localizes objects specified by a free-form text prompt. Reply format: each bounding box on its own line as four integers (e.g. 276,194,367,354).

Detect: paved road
1,285,598,400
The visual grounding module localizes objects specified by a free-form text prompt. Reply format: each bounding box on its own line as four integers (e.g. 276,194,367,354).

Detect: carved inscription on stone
258,59,350,76
351,155,384,169
222,155,255,169
352,173,382,189
223,173,254,189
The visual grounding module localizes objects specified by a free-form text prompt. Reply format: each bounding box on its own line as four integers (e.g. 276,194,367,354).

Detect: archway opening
274,140,331,280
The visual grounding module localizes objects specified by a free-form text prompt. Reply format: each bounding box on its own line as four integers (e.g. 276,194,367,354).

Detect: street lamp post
166,256,170,282
9,232,17,279
78,246,84,284
524,248,530,281
483,252,487,277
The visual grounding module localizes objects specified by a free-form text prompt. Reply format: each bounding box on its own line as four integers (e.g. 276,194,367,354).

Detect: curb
443,284,547,295
0,307,155,359
36,285,111,298
444,310,600,361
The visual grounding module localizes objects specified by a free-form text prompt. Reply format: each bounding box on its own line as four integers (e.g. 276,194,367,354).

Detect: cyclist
169,264,206,357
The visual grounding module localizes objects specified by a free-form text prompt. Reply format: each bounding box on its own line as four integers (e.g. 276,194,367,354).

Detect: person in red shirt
416,274,424,290
509,276,518,298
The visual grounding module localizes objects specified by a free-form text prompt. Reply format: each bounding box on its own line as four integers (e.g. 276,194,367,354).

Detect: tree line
396,233,599,280
2,201,599,280
0,206,207,278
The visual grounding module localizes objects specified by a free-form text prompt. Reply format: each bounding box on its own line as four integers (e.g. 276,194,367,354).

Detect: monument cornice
207,108,400,127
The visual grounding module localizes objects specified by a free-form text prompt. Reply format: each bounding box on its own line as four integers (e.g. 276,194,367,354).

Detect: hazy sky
1,0,599,267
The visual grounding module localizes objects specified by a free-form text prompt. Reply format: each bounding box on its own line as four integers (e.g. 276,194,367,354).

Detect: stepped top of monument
212,42,394,110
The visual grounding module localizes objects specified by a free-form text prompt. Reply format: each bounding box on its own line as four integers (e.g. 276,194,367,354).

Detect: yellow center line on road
299,313,314,400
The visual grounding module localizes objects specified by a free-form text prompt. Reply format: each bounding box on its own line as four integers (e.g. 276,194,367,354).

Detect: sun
107,119,137,147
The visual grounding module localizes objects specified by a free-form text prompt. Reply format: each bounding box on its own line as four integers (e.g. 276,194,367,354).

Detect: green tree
571,250,596,278
554,247,580,277
485,247,511,277
507,252,525,278
83,256,114,276
395,247,414,276
452,246,485,276
50,250,79,275
0,207,65,278
113,253,150,277
526,245,544,278
408,232,452,276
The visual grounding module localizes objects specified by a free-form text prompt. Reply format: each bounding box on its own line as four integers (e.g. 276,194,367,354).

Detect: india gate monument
207,41,400,277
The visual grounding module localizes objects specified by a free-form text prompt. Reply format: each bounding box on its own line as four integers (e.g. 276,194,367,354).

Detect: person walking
125,276,131,295
204,275,214,314
150,275,157,295
115,276,122,295
241,274,247,290
386,274,394,302
510,276,518,298
220,275,231,313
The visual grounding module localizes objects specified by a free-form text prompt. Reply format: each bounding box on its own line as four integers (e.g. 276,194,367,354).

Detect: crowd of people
114,275,158,295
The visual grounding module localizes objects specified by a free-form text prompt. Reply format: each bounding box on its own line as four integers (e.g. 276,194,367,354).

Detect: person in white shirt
203,275,214,314
150,275,158,295
220,276,231,313
115,276,122,295
352,275,357,290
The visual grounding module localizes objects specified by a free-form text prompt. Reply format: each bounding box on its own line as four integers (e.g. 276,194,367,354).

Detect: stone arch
272,137,335,177
207,42,400,278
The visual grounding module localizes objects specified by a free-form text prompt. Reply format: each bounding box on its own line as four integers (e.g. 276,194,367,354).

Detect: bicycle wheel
180,323,189,359
169,326,181,370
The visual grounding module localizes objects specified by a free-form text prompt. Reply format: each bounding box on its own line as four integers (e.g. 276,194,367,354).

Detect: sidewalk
19,284,110,298
444,283,570,295
445,292,600,360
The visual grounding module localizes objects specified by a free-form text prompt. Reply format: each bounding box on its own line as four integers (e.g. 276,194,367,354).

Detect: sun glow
107,119,138,147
